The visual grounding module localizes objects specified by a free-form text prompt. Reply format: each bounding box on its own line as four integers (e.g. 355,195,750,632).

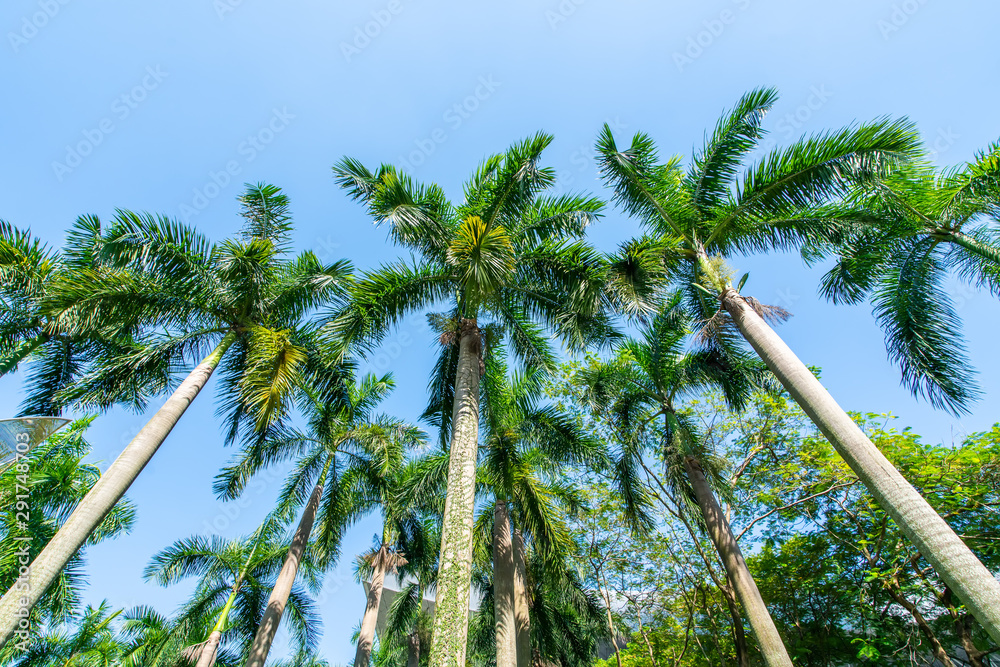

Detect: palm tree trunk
195,632,223,667
429,318,482,667
720,287,1000,643
721,586,749,667
512,529,531,667
244,455,331,667
683,455,792,667
355,548,389,667
0,333,47,376
197,582,241,667
408,631,420,667
493,501,517,667
0,331,237,648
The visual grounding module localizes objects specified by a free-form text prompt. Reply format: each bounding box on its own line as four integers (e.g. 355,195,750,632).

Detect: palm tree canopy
594,87,921,372
811,145,1000,413
34,183,352,441
330,133,618,374
144,523,323,662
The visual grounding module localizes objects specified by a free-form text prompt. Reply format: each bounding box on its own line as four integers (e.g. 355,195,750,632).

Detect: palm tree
413,340,598,667
350,425,426,667
476,350,600,667
144,523,321,667
811,147,1000,413
576,296,792,666
118,605,202,667
595,88,1000,642
0,183,352,646
215,372,419,667
0,218,147,416
3,601,123,667
0,418,134,637
331,133,612,666
380,516,440,667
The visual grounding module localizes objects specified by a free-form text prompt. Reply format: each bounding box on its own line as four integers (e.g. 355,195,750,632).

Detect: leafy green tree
595,88,1000,641
0,418,134,647
144,522,321,667
744,418,1000,666
812,147,1000,412
0,184,352,646
332,133,613,666
350,425,427,667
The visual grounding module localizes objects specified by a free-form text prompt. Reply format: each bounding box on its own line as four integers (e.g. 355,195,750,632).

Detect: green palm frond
872,237,979,413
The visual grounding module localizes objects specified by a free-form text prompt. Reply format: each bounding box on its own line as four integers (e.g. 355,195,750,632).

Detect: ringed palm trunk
0,331,237,648
720,287,1000,644
355,546,390,667
493,501,517,667
197,581,241,667
244,455,332,667
512,529,531,667
429,318,482,667
0,332,47,376
683,455,792,667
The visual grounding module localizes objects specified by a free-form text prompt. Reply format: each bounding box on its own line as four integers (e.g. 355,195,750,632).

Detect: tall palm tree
811,147,1000,413
144,523,321,667
350,425,426,667
331,133,613,666
380,516,440,667
595,88,1000,642
477,350,600,667
414,340,598,667
0,418,134,637
577,296,792,666
0,184,352,646
215,372,418,667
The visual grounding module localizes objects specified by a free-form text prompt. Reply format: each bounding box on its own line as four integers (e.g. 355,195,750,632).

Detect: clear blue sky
2,0,999,662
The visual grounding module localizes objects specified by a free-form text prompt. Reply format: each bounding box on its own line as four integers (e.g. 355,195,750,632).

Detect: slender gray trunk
720,288,1000,644
408,631,421,667
493,501,517,667
683,456,792,667
195,631,222,667
512,529,531,667
244,457,330,667
0,332,237,648
429,318,482,667
355,551,388,667
0,333,47,376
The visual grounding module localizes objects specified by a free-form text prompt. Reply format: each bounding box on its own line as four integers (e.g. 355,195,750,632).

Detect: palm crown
814,147,1000,412
595,87,920,329
331,132,613,368
43,183,352,438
